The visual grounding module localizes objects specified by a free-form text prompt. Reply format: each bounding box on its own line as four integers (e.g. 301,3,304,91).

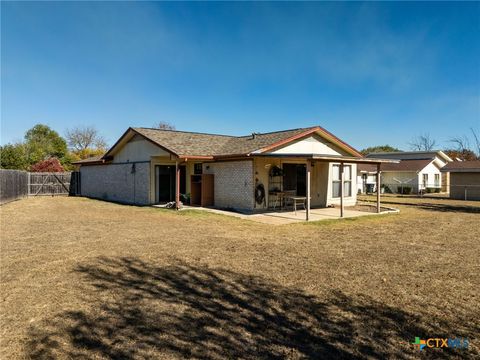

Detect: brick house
74,126,394,217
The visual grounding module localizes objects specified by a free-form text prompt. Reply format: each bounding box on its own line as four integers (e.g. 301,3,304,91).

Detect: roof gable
267,135,348,156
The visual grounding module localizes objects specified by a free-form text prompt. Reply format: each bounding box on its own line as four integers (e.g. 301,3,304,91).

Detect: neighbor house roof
357,164,378,173
101,125,364,160
366,150,452,163
441,161,480,173
71,155,105,165
358,159,433,172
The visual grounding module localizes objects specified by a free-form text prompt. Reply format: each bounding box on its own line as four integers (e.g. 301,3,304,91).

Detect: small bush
30,157,64,172
426,187,440,194
400,186,412,195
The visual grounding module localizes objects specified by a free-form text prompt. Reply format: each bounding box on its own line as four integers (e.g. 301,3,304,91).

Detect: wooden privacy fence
28,172,73,196
0,171,81,204
0,169,29,205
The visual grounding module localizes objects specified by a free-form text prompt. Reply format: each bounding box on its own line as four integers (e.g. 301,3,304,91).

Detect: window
423,174,428,188
434,174,440,187
194,163,203,175
332,164,352,198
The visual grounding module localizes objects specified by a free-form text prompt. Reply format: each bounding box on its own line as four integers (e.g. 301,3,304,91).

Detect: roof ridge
235,126,318,138
133,127,237,138
134,126,318,139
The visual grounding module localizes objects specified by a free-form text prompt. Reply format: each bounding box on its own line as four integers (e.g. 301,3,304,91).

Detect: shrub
426,187,440,193
30,157,65,172
400,186,412,195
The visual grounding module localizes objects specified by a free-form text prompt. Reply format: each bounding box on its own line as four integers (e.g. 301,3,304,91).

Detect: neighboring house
441,161,480,200
358,151,452,194
74,126,394,216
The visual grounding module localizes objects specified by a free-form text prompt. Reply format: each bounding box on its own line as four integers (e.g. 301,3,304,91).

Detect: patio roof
253,153,399,164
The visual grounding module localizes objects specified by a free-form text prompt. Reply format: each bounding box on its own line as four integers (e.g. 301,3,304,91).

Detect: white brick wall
204,160,254,211
80,162,150,205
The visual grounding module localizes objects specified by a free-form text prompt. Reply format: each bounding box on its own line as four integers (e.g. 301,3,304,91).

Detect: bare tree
448,128,480,158
155,121,176,130
408,133,436,151
470,128,480,157
65,126,107,152
449,135,470,152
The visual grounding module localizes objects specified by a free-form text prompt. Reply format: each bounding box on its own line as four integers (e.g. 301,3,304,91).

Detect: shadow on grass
26,257,476,359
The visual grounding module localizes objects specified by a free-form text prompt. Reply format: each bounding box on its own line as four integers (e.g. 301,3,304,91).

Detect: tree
24,124,68,165
65,126,107,153
360,145,401,156
449,128,480,159
0,143,28,170
155,121,175,130
408,133,436,151
30,157,65,172
443,149,478,161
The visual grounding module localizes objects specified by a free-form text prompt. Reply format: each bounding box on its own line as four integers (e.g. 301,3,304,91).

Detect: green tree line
0,124,107,171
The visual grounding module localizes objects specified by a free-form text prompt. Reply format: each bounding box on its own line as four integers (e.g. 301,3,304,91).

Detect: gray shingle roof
441,160,480,172
379,159,433,172
132,127,318,157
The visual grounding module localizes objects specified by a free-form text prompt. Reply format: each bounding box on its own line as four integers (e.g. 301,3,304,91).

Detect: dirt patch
1,196,479,359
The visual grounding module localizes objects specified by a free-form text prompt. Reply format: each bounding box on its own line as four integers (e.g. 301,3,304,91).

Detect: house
441,161,480,200
74,126,396,219
358,151,452,194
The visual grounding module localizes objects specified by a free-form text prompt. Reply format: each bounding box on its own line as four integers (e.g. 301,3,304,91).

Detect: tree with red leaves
30,157,65,172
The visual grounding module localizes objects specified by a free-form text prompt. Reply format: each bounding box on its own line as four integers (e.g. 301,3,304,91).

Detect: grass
1,196,479,359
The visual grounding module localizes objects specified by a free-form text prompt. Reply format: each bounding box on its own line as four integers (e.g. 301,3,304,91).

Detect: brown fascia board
177,155,215,160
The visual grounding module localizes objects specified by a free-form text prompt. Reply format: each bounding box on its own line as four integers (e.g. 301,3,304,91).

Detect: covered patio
252,154,399,221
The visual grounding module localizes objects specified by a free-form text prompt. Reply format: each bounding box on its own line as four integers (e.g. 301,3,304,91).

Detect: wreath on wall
255,183,266,205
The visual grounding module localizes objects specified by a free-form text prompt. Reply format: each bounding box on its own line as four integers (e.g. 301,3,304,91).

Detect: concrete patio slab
177,206,398,225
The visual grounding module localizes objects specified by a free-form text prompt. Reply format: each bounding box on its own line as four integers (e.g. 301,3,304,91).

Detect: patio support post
340,163,344,218
376,163,381,213
175,160,180,210
306,160,311,221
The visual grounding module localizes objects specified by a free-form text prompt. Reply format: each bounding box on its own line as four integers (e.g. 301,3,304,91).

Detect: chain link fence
361,182,480,201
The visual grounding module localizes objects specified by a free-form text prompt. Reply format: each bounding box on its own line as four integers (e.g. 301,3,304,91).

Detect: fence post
464,186,467,201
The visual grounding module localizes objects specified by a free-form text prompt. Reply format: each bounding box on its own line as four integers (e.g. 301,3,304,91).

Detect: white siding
269,135,346,156
113,135,170,163
418,161,442,189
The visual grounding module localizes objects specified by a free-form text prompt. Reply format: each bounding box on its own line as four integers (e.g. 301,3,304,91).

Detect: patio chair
283,190,296,210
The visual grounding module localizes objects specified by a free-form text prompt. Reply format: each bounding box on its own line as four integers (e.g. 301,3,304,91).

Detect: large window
332,164,352,198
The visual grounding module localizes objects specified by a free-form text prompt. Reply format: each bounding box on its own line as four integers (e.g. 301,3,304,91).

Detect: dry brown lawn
1,196,479,359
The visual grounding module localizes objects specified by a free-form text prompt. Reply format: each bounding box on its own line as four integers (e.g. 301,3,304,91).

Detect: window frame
332,164,352,198
422,173,428,187
194,163,203,175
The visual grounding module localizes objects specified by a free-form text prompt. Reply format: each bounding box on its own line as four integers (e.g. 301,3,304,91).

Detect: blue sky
1,1,479,150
